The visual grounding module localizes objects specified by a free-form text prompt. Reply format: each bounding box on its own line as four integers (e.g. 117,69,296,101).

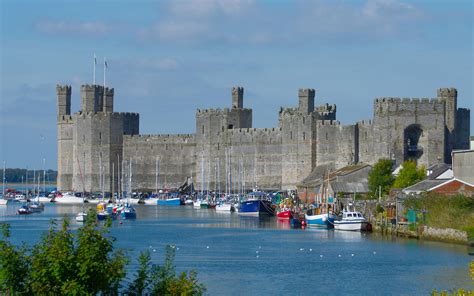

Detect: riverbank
374,223,470,245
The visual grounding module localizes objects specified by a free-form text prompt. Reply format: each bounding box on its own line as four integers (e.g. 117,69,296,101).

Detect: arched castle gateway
56,85,470,192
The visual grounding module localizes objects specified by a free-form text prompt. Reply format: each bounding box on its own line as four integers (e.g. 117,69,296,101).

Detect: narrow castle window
202,125,204,134
325,133,328,140
83,135,85,144
303,132,306,140
290,131,293,140
303,117,305,125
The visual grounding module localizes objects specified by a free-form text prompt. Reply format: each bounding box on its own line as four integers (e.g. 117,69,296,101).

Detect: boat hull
0,199,8,205
157,198,181,206
276,210,293,220
215,203,232,212
305,213,336,228
238,200,274,216
334,221,369,231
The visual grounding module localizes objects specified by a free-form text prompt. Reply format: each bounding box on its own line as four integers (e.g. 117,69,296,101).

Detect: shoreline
3,182,56,187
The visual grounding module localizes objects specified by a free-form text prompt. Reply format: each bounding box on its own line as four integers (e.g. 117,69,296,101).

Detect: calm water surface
0,204,472,295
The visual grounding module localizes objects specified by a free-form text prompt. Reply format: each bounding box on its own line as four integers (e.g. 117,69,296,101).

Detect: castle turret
232,86,244,109
57,85,71,116
298,88,315,114
437,87,457,133
103,87,114,112
81,85,103,112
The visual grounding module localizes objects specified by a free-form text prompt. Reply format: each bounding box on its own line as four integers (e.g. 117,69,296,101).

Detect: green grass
403,194,474,232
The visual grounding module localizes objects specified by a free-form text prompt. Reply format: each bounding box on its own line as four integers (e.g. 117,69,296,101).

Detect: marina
0,202,472,295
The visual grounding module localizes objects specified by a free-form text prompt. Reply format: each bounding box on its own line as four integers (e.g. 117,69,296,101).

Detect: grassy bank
403,194,474,239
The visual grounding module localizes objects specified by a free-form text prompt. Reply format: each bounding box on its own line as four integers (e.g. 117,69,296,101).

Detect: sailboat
76,156,87,222
121,158,136,219
0,161,8,205
29,166,45,212
305,173,336,228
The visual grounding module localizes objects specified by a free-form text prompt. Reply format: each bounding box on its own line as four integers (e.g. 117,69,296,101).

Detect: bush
0,209,205,295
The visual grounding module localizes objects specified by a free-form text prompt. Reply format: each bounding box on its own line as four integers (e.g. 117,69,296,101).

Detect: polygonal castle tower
56,84,139,192
57,84,470,192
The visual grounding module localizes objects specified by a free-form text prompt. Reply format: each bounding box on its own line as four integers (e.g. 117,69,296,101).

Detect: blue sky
1,0,472,170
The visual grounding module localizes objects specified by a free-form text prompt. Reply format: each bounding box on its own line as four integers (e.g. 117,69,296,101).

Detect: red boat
276,210,293,220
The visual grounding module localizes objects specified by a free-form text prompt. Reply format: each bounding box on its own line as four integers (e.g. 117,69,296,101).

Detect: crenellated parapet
298,88,315,114
232,86,244,109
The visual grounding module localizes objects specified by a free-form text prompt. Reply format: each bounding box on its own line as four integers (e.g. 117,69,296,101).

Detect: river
0,203,472,295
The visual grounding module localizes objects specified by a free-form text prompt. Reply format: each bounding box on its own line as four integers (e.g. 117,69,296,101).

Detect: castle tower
81,85,104,112
103,87,114,113
298,88,315,114
437,88,457,133
57,85,74,191
57,85,71,116
232,86,244,109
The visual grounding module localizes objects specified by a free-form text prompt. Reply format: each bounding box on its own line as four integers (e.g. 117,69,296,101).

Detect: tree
368,159,395,197
393,161,425,189
0,210,206,295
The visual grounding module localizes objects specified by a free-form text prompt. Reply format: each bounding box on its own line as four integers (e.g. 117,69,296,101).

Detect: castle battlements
57,84,470,193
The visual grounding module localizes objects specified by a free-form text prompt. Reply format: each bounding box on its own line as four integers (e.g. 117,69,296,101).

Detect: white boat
143,197,159,205
193,199,202,208
334,210,370,231
184,199,193,205
76,211,87,222
215,202,233,212
53,192,84,204
0,199,8,206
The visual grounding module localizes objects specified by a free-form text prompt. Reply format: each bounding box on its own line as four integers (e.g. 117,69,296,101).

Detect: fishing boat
215,202,233,212
334,208,371,232
277,209,293,220
305,173,336,228
76,211,87,222
193,199,202,208
238,191,274,216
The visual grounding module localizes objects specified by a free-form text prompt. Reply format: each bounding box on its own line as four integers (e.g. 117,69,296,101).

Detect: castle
56,84,470,193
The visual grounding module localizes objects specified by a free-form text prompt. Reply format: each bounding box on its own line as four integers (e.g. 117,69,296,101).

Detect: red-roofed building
427,178,474,197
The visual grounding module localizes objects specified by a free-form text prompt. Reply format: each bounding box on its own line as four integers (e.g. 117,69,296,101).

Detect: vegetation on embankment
0,210,205,295
403,194,474,239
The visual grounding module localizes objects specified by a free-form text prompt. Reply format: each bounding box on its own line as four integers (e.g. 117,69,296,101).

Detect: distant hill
2,168,57,183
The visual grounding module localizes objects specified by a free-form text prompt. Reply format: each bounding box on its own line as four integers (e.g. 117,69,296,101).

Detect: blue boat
238,192,274,216
305,209,336,228
120,203,137,219
157,197,181,206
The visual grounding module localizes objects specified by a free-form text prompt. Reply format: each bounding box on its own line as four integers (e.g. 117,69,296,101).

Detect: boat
193,199,202,208
17,204,32,215
215,202,233,212
120,203,137,219
238,191,275,216
157,197,181,206
28,200,45,212
305,173,336,228
76,211,87,222
334,209,371,232
305,206,336,228
276,209,293,220
52,192,84,204
0,162,6,205
200,199,210,209
184,198,193,205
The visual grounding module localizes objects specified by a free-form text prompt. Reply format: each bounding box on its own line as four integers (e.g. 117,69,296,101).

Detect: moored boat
334,210,371,232
238,192,274,216
17,204,32,215
120,203,137,219
157,197,181,206
52,192,84,204
76,211,87,222
276,209,293,220
305,208,336,228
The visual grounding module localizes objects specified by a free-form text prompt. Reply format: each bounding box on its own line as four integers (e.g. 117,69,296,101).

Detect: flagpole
103,57,106,88
93,53,96,85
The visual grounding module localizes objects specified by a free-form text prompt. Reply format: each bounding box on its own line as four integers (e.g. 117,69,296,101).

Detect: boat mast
201,152,204,197
2,161,5,199
117,153,120,199
43,158,46,195
155,156,159,195
33,169,36,197
112,162,115,202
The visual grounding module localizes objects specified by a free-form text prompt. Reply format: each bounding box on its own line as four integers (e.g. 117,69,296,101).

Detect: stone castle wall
57,84,471,193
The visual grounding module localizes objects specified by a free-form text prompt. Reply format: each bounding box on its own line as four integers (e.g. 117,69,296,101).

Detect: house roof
298,163,371,187
426,163,452,180
330,181,369,193
402,179,446,194
427,178,474,192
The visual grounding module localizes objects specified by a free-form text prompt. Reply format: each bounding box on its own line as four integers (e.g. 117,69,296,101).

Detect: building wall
452,150,474,184
57,84,471,193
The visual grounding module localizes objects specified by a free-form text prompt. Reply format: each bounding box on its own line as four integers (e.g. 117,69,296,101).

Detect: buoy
309,248,313,252
299,248,304,251
119,221,123,225
320,255,323,258
206,246,210,249
338,254,342,258
259,246,261,249
351,254,354,257
256,250,259,254
176,247,180,251
256,255,259,258
373,251,376,255
153,249,156,252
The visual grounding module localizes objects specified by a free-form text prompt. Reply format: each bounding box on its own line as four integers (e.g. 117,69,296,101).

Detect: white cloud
167,0,254,18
